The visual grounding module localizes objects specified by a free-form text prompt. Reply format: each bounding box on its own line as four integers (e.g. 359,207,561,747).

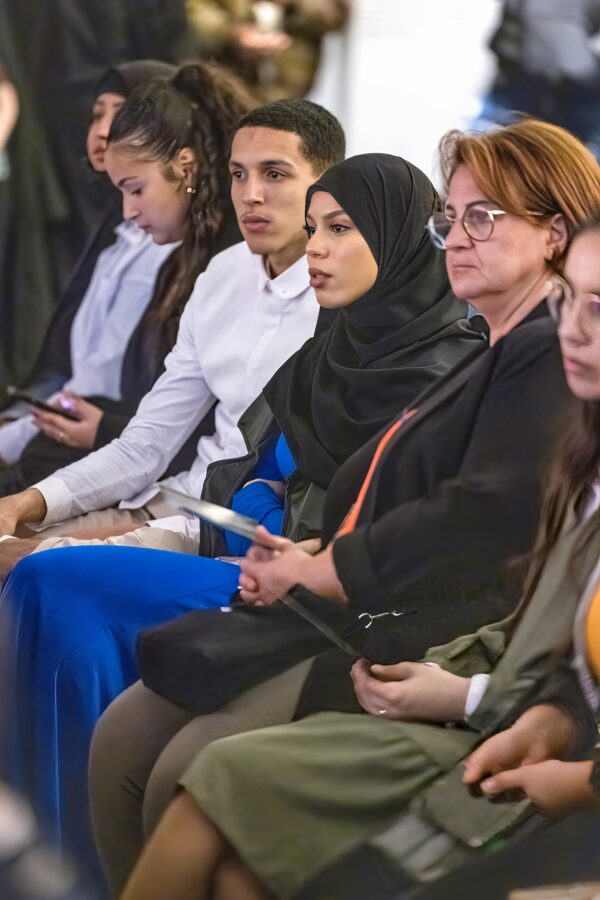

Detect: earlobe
547,213,569,260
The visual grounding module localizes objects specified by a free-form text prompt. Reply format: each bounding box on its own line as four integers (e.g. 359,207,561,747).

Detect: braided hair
107,62,256,343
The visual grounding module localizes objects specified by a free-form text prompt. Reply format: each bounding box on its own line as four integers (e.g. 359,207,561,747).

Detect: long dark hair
107,61,256,345
521,219,600,605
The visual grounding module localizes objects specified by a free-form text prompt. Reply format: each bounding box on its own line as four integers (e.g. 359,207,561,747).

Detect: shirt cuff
464,673,490,719
31,476,74,528
0,418,37,465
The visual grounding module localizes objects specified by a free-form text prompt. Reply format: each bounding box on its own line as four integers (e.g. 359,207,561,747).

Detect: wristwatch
588,746,600,797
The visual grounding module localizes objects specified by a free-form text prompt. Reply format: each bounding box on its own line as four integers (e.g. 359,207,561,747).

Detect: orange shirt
586,581,600,681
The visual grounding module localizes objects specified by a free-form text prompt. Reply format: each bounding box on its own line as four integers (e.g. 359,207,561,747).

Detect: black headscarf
264,153,483,489
93,59,177,100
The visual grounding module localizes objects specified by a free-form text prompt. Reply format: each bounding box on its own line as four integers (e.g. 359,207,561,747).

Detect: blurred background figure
477,0,600,155
185,0,350,100
0,597,95,899
0,784,95,900
0,0,191,390
0,62,19,387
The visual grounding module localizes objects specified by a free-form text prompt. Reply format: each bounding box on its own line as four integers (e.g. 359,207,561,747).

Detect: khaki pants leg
20,506,149,539
32,520,199,556
89,660,313,896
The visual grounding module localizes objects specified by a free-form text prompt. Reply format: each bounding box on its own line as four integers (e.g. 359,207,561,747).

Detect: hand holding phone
5,387,80,421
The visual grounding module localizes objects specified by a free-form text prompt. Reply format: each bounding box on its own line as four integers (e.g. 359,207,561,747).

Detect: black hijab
264,153,483,489
18,60,179,391
93,59,177,99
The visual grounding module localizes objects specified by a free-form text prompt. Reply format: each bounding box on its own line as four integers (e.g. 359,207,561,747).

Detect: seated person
0,152,481,876
88,118,600,895
0,97,344,559
0,61,191,494
0,61,176,423
120,215,600,900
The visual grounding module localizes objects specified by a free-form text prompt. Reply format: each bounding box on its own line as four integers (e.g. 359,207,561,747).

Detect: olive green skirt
180,711,476,899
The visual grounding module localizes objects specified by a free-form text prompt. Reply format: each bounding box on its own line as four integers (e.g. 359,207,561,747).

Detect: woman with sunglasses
115,120,600,899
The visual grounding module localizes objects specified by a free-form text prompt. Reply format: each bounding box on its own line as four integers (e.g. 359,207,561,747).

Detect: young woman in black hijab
268,152,481,490
200,152,482,554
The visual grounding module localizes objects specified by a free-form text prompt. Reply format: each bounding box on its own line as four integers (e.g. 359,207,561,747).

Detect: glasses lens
463,208,494,242
427,212,451,250
581,295,600,337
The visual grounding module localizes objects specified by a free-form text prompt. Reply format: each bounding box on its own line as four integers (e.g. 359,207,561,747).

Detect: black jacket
327,305,571,629
296,305,576,716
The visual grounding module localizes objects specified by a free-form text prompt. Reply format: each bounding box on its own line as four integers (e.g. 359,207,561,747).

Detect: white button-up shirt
35,241,319,528
0,221,176,465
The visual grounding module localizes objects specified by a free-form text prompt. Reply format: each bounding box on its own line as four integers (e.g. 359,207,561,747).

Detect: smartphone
417,763,534,849
5,387,80,421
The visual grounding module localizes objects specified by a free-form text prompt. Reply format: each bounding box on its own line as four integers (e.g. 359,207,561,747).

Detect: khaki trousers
28,506,199,555
89,660,313,896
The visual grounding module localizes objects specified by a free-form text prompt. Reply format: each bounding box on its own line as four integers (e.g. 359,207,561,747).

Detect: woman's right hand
351,659,471,722
462,703,580,786
0,489,47,536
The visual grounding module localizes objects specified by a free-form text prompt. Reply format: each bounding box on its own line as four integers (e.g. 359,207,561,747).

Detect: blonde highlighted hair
439,119,600,266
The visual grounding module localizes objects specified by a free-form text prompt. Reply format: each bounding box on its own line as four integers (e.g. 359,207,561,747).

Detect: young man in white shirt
0,99,345,568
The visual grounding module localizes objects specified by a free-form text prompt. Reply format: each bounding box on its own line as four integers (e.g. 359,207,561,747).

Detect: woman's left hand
32,390,103,450
351,659,471,722
238,525,348,606
479,759,595,817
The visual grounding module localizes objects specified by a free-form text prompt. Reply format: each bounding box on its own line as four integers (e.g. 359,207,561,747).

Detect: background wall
310,0,502,183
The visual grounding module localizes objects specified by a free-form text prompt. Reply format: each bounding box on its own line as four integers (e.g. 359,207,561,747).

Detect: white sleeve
0,417,40,465
464,673,491,719
35,289,215,526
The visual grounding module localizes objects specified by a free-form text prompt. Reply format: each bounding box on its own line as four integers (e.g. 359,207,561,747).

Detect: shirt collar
257,253,310,300
114,220,149,247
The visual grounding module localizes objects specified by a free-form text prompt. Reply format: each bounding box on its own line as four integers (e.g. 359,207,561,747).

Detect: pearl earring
186,186,196,195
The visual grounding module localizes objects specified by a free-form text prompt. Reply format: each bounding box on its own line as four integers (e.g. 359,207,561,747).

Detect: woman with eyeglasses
118,120,600,900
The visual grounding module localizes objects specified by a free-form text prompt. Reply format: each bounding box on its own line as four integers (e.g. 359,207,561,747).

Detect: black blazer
323,303,575,645
295,304,577,717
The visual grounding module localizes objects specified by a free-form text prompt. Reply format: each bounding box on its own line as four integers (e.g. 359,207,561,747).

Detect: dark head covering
93,59,177,100
264,152,483,489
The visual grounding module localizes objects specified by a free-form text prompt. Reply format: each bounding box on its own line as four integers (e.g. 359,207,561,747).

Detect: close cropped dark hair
107,62,256,343
236,98,345,174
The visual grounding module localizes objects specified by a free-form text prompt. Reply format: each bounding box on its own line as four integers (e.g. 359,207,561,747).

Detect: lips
308,267,331,289
562,355,590,375
242,214,270,233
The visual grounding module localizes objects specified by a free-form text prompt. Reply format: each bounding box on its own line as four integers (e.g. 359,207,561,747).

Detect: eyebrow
444,199,497,213
228,159,296,169
306,207,347,222
116,176,140,188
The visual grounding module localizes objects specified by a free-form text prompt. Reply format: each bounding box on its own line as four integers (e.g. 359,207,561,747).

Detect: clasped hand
238,525,347,606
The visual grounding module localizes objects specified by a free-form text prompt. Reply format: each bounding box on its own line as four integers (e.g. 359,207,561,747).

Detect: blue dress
0,434,296,883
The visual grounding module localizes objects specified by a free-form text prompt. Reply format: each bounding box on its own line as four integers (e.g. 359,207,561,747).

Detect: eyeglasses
547,279,600,338
426,206,507,250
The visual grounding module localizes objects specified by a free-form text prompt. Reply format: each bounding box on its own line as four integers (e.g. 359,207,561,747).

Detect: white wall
310,0,502,183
